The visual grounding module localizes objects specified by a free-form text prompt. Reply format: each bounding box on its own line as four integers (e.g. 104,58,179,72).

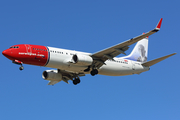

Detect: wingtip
156,18,163,30
172,53,177,55
167,53,177,58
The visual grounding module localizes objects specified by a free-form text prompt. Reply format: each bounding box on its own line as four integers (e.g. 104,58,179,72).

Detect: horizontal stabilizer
142,53,176,67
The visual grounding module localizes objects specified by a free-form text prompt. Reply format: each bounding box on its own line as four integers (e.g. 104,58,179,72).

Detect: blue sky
0,0,179,120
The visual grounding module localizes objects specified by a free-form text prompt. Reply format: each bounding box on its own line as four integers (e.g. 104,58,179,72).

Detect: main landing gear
72,69,98,85
73,77,80,85
90,69,98,76
84,66,99,76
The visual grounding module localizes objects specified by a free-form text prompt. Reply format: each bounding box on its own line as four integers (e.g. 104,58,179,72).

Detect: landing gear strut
73,77,80,85
84,66,90,72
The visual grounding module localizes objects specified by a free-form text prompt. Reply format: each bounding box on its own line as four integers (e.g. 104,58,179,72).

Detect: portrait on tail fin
137,44,147,62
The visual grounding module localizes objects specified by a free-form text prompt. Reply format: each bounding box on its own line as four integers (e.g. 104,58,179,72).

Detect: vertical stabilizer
122,37,148,63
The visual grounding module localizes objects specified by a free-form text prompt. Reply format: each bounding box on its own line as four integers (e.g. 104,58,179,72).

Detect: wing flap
142,53,176,67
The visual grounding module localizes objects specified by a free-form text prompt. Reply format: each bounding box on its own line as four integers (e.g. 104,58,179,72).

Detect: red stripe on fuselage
3,44,49,66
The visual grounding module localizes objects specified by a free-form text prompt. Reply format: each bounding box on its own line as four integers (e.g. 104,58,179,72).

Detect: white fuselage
45,47,149,76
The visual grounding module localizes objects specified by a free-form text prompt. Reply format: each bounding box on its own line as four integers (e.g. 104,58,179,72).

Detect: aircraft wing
91,18,163,68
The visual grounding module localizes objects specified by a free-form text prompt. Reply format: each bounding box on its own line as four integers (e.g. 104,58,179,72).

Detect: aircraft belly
99,62,133,76
99,61,149,76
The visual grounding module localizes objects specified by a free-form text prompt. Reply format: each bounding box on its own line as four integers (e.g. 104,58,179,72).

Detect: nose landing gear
12,60,24,71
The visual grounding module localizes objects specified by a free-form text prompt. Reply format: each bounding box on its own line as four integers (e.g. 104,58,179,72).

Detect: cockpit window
9,46,19,49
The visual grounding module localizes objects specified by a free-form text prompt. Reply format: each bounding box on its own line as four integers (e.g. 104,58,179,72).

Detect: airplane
2,18,176,85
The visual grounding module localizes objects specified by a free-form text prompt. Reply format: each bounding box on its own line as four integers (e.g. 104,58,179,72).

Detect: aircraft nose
2,49,11,58
2,50,7,56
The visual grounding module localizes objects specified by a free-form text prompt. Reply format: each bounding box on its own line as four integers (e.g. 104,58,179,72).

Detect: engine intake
72,54,93,65
42,70,62,81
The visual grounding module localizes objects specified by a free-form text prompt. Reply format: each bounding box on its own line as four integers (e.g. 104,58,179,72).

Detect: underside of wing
43,69,85,85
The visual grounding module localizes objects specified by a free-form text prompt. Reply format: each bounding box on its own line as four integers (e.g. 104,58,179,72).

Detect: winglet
155,18,163,30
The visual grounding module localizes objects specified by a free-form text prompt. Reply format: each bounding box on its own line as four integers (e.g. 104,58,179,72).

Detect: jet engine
72,54,93,65
42,70,62,81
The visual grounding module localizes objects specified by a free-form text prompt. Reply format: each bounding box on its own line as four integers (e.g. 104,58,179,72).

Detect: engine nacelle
72,54,93,65
42,70,62,81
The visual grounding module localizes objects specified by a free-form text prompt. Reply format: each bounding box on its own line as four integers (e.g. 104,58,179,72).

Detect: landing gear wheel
73,78,81,85
90,69,98,76
90,71,96,76
73,80,78,85
19,66,24,70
